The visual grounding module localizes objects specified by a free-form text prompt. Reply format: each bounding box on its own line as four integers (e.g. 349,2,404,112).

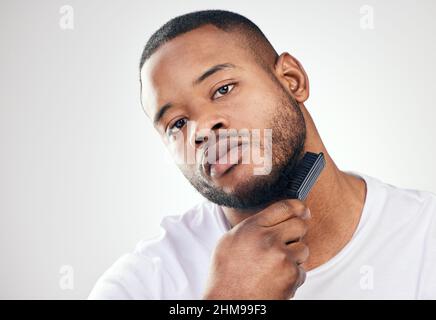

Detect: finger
285,241,309,265
286,263,307,298
295,265,307,289
254,199,310,227
273,217,308,244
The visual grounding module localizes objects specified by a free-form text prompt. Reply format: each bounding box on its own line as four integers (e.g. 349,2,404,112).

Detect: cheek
178,163,197,179
234,92,277,130
237,79,280,121
166,134,200,167
166,136,187,164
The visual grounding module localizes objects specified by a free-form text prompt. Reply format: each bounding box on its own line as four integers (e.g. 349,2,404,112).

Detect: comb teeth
287,152,325,200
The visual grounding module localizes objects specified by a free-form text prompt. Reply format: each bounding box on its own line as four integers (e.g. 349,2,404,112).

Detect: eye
212,83,235,99
167,118,187,136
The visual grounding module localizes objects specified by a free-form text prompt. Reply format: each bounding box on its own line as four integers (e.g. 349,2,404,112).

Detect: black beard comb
286,152,325,201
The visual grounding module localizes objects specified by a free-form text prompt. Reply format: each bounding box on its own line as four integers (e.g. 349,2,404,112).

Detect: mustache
199,132,250,172
197,129,272,177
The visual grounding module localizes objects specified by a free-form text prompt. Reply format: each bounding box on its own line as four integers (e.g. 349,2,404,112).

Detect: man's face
141,25,306,210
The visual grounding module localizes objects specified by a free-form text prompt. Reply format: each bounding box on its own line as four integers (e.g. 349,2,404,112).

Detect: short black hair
139,10,278,71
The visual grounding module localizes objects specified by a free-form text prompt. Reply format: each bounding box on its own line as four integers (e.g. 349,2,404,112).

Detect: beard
180,85,307,211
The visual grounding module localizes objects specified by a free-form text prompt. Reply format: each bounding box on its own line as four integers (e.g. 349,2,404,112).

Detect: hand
203,199,310,300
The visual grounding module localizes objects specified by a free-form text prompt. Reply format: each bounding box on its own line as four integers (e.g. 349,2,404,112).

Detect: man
89,10,436,299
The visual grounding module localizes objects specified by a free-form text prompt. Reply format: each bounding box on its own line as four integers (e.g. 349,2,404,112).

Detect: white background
0,0,435,299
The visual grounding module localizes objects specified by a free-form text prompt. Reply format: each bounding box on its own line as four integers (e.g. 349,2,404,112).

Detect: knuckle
287,241,309,264
300,220,308,236
297,244,310,263
301,244,310,259
287,262,299,281
282,199,307,217
271,202,291,219
277,200,292,210
297,267,307,287
292,218,308,237
290,200,307,214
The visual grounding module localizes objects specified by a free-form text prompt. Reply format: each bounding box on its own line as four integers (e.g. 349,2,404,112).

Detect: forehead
140,25,253,118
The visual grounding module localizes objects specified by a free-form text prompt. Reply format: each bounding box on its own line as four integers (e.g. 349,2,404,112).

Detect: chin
216,163,263,193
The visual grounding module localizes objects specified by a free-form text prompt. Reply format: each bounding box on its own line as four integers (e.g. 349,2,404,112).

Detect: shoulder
353,172,436,298
382,184,436,299
358,172,436,225
88,200,228,299
360,171,436,257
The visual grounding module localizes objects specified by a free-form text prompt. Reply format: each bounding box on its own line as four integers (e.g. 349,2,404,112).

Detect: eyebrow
193,63,235,85
153,63,235,127
153,102,173,127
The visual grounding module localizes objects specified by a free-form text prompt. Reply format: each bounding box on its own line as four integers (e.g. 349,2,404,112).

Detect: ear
274,52,309,103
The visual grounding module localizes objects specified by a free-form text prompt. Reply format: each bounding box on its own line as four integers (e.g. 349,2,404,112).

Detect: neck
220,104,367,271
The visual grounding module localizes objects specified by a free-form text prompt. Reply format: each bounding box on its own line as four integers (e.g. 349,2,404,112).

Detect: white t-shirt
88,172,436,299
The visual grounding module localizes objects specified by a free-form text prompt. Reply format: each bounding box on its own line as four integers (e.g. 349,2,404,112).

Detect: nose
189,114,229,149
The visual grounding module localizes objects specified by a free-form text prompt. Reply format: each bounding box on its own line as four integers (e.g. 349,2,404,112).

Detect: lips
201,139,248,179
210,147,240,178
